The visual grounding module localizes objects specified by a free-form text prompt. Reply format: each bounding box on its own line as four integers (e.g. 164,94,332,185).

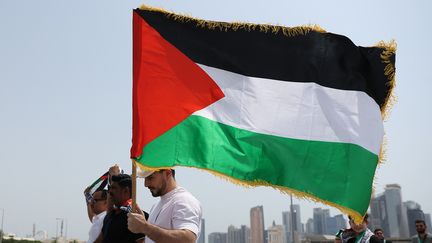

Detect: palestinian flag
130,6,396,221
85,171,109,203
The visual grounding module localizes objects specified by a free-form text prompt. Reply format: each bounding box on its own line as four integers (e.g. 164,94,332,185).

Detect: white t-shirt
87,211,106,243
145,186,202,243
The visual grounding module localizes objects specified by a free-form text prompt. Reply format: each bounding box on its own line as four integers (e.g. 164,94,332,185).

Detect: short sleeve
171,198,202,236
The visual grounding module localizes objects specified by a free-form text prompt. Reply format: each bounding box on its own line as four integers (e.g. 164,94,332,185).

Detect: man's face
90,191,107,214
375,230,384,240
349,219,367,233
109,182,127,206
144,171,168,197
416,222,426,234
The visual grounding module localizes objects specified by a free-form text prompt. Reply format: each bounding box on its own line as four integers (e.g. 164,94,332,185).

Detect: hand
109,164,121,176
128,204,147,234
84,187,92,204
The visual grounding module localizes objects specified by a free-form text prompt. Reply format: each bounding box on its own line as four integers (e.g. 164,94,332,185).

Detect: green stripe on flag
135,115,377,215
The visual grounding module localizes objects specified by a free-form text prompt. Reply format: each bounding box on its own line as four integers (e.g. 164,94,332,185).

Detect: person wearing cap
97,174,148,243
128,169,202,243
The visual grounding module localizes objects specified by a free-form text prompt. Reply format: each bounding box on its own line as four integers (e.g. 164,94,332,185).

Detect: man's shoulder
168,187,201,213
92,211,107,223
173,187,200,203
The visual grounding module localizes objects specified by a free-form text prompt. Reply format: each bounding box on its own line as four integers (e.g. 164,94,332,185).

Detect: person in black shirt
97,174,148,243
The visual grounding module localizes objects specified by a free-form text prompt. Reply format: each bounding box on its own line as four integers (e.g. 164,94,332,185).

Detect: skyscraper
227,225,250,243
305,218,314,234
291,205,302,233
425,214,432,229
326,214,346,235
267,221,286,243
404,201,425,236
198,218,205,243
282,205,302,243
369,184,409,237
209,232,227,243
251,206,265,243
282,211,291,242
313,208,329,235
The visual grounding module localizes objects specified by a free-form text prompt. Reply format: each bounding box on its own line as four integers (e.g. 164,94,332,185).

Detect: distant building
267,221,286,243
282,211,291,242
404,201,425,236
251,206,265,243
209,232,227,243
326,214,346,235
282,205,302,243
369,184,409,237
227,225,250,243
242,225,251,243
425,214,432,229
313,208,329,235
198,218,205,243
305,218,314,234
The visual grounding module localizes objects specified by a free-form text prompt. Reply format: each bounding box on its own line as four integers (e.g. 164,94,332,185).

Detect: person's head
91,189,108,214
144,169,176,197
349,214,369,233
415,220,427,234
109,174,132,206
374,228,384,240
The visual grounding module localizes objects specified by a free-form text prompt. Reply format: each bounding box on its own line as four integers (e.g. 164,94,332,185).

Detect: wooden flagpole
131,159,137,211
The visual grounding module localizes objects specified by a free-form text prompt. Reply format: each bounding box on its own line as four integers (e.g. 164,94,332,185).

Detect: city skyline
205,183,431,243
1,182,431,241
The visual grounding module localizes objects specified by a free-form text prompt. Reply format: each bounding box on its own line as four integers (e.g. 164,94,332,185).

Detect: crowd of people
83,164,431,243
335,214,431,243
84,165,202,243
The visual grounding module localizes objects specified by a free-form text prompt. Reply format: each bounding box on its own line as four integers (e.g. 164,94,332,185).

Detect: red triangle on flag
131,12,225,159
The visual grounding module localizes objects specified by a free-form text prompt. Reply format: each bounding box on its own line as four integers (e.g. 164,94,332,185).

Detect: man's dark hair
374,228,383,234
111,174,132,193
415,219,426,225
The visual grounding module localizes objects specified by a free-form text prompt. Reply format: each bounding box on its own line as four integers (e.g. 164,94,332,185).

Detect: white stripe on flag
193,64,383,155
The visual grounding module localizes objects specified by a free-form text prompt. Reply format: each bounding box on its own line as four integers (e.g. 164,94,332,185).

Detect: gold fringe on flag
135,162,368,224
139,4,326,37
375,40,397,121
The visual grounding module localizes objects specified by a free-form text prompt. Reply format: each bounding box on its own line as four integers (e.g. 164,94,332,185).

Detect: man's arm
84,187,95,222
86,203,95,222
128,212,196,243
128,202,198,243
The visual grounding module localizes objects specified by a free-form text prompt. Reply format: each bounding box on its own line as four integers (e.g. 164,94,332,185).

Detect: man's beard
150,180,167,197
417,229,426,234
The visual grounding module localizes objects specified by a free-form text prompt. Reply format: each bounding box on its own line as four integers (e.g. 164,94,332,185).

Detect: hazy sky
1,0,431,241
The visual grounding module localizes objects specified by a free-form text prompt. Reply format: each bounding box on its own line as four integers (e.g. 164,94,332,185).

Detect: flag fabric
131,6,396,221
85,171,109,203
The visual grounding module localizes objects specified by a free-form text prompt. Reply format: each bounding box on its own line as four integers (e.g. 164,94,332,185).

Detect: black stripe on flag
135,9,394,108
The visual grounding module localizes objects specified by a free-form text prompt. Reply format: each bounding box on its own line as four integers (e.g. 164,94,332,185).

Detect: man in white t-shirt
128,169,202,243
85,189,108,243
